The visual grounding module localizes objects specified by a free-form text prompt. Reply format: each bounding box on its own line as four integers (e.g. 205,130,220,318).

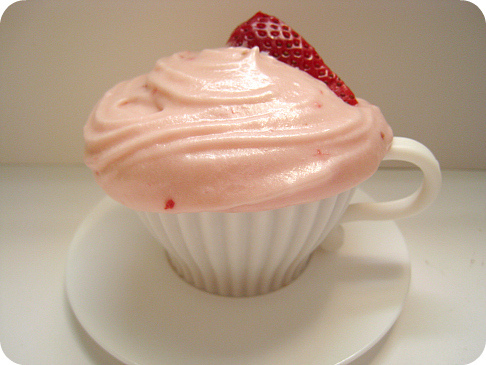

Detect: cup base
138,189,355,297
165,250,312,297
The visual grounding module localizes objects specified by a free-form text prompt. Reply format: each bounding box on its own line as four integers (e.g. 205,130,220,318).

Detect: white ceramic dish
65,190,410,365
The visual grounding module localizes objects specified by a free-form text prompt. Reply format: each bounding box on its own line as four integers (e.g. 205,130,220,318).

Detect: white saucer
66,191,410,365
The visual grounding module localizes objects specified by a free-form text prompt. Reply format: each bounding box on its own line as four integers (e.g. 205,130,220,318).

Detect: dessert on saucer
83,12,439,297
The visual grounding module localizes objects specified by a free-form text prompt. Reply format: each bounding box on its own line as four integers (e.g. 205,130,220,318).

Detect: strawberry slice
227,12,357,105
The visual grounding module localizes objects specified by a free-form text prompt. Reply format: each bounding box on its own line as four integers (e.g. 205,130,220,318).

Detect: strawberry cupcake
84,13,394,296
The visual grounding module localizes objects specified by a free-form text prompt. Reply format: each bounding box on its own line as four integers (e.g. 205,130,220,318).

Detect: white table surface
1,165,485,365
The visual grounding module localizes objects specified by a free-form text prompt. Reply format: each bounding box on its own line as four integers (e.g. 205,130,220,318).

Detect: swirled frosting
84,47,393,212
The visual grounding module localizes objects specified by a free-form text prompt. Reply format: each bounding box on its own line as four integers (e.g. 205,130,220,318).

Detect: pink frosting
84,47,393,212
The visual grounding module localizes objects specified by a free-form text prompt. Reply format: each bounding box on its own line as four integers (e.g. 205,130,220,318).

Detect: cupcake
84,13,393,296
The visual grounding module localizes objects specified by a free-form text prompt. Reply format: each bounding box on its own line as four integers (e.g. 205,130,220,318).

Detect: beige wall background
1,0,485,168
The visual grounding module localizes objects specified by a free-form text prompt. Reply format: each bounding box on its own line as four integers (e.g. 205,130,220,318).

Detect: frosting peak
84,47,392,212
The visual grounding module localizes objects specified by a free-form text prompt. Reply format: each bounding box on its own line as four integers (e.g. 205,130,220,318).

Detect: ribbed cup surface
138,189,354,296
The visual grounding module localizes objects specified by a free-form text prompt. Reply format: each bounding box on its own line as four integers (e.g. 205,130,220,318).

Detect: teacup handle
341,137,441,223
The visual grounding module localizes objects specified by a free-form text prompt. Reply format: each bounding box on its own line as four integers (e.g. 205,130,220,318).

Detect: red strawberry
227,12,357,105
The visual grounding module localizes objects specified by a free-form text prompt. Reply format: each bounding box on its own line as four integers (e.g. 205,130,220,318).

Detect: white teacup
138,137,441,297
